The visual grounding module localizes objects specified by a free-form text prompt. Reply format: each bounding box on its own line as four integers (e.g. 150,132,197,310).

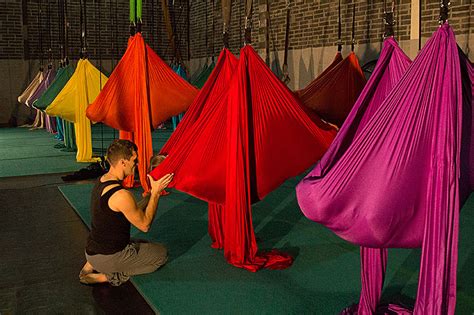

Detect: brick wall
0,0,189,62
1,1,472,61
189,0,251,58
422,0,473,38
189,0,472,59
0,0,472,125
0,0,23,59
188,0,413,59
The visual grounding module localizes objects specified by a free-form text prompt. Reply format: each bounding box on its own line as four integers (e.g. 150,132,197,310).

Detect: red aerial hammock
151,42,336,271
295,1,366,127
159,47,238,251
160,48,238,155
86,1,198,191
297,19,473,314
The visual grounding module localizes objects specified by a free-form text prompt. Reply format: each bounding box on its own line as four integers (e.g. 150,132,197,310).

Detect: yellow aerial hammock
46,59,108,162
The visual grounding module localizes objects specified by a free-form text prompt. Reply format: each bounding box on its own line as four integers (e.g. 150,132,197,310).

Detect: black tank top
86,180,131,255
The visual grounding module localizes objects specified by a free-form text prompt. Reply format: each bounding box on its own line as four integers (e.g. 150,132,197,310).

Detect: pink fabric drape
297,25,472,314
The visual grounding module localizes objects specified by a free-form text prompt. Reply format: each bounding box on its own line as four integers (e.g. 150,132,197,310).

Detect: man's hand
148,173,173,194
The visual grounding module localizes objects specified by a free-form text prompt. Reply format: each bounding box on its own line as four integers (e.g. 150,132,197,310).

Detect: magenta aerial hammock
296,22,473,314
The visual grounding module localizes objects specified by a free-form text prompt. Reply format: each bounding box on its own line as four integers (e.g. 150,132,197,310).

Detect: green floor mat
0,125,173,178
59,179,474,314
0,128,80,177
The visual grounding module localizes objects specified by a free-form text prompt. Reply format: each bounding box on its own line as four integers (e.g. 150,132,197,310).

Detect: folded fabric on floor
61,157,109,181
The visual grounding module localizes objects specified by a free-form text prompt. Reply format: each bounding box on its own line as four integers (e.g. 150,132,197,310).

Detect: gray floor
0,173,154,314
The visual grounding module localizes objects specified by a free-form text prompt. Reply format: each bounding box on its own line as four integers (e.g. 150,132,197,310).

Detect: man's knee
151,243,168,268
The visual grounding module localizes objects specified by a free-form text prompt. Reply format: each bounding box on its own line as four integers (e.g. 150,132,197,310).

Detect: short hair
106,139,138,166
149,154,166,171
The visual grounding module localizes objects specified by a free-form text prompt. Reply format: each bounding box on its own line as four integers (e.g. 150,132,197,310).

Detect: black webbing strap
47,0,52,66
244,0,253,44
95,0,104,155
84,0,87,49
264,0,270,65
57,0,64,66
221,0,231,47
38,0,44,69
187,1,190,62
109,0,115,67
171,3,187,65
136,0,142,34
351,2,356,51
113,0,118,140
151,0,155,49
211,0,215,61
79,0,85,57
383,0,395,39
282,0,290,84
161,0,180,61
64,0,69,64
337,0,342,52
439,0,449,24
22,0,30,60
205,0,208,60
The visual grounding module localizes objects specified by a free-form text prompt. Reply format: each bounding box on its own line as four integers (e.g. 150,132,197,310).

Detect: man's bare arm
109,174,173,232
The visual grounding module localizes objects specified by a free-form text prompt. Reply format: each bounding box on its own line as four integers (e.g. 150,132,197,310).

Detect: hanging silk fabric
191,61,215,88
62,120,77,151
43,112,57,134
160,49,237,155
34,65,74,110
171,64,189,129
189,64,203,83
303,36,411,314
160,48,237,250
296,52,366,127
46,59,107,162
296,24,473,314
295,0,365,127
35,65,75,142
18,70,44,105
27,67,57,131
176,64,187,78
86,33,198,191
17,70,43,129
309,38,411,180
151,45,337,271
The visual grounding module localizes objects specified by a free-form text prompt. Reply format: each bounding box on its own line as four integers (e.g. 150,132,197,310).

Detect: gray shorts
86,241,168,286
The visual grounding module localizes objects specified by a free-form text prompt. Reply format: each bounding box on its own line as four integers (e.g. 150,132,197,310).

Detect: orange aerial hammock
86,32,198,191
